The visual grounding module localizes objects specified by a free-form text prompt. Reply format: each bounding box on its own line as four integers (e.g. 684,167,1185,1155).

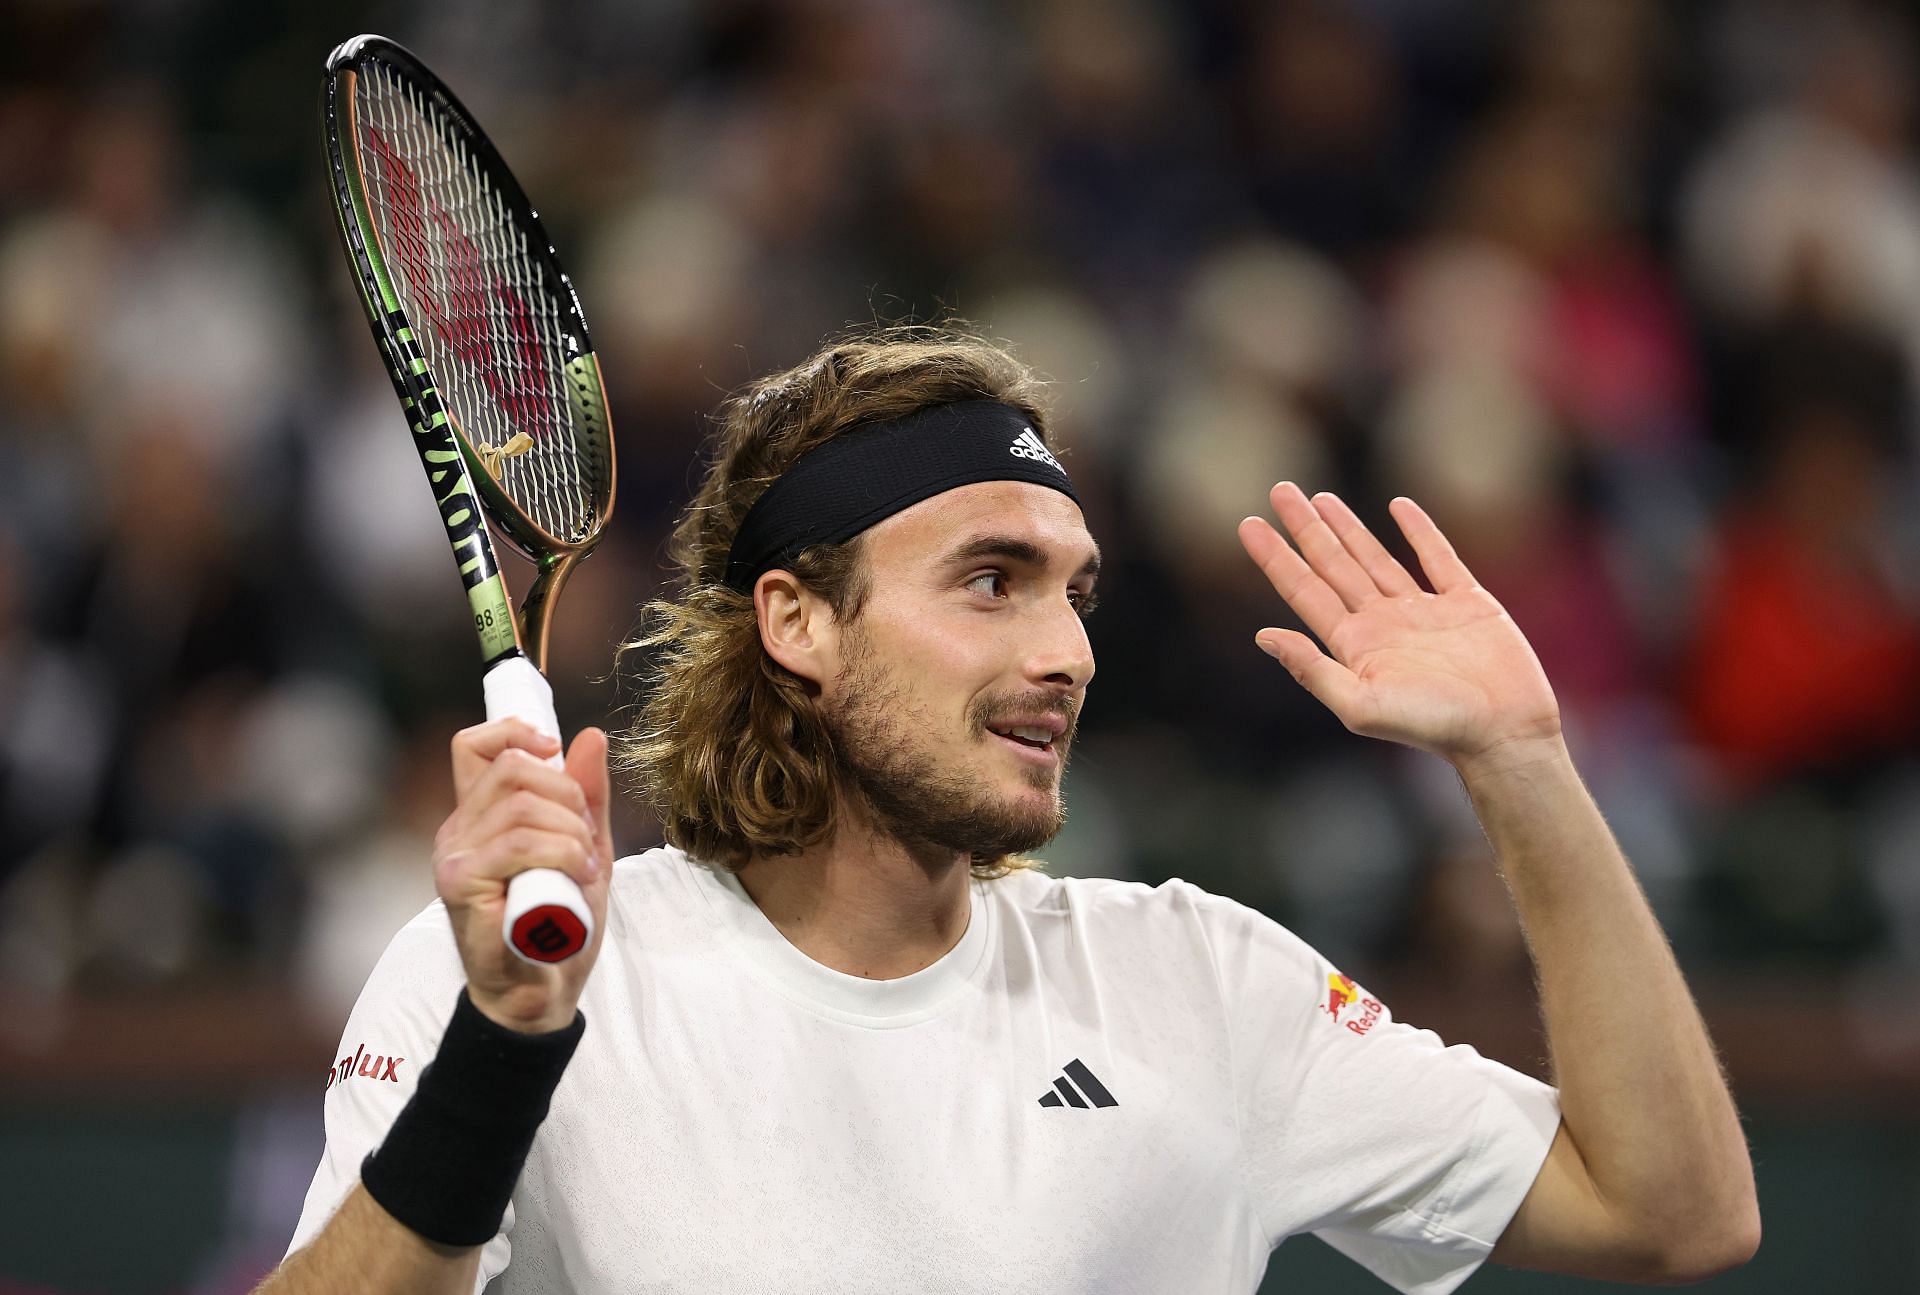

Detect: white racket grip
482,656,595,965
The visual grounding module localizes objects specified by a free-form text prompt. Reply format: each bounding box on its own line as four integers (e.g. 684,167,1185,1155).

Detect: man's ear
754,569,841,689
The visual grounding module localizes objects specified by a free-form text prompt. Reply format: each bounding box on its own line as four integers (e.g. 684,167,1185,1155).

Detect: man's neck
735,813,973,980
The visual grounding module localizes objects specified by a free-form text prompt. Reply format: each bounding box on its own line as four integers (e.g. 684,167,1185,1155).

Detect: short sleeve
284,903,515,1292
1192,886,1560,1295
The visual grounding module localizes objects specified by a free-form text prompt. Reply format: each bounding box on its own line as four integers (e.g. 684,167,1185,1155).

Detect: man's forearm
1456,736,1758,1260
254,1185,482,1295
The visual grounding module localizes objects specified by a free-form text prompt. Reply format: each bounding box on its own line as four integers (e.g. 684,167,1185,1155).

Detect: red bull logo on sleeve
1321,972,1384,1037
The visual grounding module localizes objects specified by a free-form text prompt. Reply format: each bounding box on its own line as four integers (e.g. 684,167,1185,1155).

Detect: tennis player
262,332,1757,1293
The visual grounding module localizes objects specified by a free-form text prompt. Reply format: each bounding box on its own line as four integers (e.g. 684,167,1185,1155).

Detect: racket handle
482,656,595,966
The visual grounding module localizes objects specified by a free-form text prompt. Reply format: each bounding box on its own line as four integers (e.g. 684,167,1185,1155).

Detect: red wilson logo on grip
512,906,587,961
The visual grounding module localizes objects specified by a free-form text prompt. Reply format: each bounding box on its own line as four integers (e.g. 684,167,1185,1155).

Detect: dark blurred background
1,0,1917,1291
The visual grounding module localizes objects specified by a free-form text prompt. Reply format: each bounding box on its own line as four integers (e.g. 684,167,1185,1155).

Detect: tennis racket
321,34,616,965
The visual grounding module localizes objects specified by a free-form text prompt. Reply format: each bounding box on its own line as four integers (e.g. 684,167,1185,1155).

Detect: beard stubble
823,633,1072,862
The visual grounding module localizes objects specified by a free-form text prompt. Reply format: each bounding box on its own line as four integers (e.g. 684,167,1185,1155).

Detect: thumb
566,726,615,861
1256,628,1365,718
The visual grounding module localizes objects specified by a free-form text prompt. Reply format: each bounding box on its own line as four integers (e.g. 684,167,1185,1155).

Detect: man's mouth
986,719,1067,763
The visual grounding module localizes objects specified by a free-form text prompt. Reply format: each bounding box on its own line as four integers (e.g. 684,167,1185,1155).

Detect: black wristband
361,990,585,1247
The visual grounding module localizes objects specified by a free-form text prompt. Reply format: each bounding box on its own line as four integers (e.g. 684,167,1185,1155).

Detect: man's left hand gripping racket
322,35,616,965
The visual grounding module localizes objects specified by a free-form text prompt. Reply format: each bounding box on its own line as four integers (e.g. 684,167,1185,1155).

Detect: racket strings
355,60,597,544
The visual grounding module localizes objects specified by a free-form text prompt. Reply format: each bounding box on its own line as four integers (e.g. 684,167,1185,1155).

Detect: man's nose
1030,602,1095,694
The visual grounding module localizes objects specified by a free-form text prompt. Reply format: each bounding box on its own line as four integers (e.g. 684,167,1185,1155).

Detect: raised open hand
1237,483,1562,767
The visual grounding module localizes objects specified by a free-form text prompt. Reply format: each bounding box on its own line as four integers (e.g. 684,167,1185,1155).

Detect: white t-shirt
288,846,1559,1294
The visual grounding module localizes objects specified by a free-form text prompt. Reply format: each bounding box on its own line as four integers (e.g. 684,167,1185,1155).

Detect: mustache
974,693,1080,742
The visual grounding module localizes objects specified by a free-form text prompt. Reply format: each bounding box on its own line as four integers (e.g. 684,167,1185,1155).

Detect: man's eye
968,572,1006,598
1071,589,1100,618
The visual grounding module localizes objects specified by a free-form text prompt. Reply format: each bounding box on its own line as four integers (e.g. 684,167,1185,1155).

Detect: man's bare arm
1463,739,1759,1280
1238,485,1758,1280
254,1185,482,1295
264,722,617,1294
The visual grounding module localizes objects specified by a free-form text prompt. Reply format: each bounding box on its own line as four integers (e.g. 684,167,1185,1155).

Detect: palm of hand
1238,485,1561,764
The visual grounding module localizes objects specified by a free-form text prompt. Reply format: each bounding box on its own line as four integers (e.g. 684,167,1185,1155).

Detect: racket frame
320,33,616,673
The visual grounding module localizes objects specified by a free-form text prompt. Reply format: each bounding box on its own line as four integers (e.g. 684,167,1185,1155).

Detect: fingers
1309,493,1420,598
1267,482,1380,612
443,825,599,894
465,743,589,815
1238,516,1347,643
1389,496,1477,594
439,776,598,883
435,719,613,913
434,725,615,902
464,789,598,866
451,719,563,799
1239,481,1423,640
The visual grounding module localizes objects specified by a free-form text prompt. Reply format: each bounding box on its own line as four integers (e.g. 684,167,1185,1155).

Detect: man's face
819,481,1099,860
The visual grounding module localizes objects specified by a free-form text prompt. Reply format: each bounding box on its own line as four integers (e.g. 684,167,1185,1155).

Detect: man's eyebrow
944,534,1102,580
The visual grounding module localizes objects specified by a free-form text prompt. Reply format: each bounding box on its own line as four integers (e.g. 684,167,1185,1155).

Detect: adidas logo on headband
725,402,1081,592
1009,427,1063,472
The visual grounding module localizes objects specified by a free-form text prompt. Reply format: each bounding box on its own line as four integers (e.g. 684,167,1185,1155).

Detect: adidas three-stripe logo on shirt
1037,1059,1117,1108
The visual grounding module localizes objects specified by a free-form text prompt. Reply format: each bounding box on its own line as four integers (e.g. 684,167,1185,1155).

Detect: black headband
723,400,1079,593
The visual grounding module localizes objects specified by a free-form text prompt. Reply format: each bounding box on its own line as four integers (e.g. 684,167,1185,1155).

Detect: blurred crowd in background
4,0,1920,1029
